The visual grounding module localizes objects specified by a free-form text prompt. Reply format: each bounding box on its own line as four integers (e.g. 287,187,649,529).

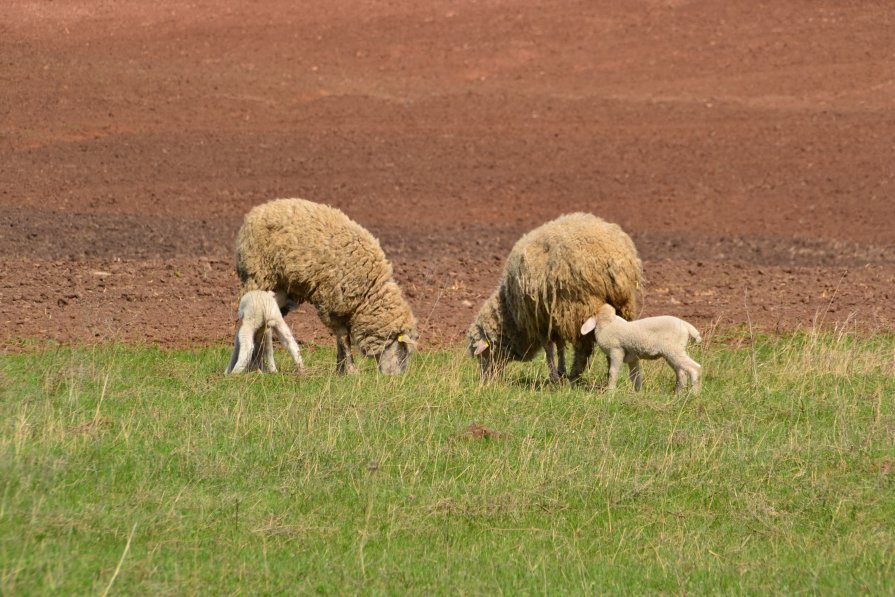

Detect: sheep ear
397,333,417,347
580,317,597,335
473,339,489,355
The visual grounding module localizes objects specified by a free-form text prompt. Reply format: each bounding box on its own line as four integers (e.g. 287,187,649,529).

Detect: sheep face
467,325,510,380
376,332,417,375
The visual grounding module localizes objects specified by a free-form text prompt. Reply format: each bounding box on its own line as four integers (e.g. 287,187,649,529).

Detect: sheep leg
272,319,304,370
544,342,561,384
229,324,259,374
335,334,358,374
606,348,625,390
627,356,643,391
555,338,567,379
569,337,595,381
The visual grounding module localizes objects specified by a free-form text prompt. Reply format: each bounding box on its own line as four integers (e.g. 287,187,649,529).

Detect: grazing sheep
235,198,418,375
580,304,702,392
467,213,642,381
225,290,304,374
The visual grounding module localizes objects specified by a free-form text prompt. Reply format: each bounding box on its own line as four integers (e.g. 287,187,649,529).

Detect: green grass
2,330,894,595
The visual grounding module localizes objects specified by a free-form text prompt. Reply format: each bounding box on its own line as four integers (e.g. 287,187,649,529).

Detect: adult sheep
467,213,642,382
236,198,419,375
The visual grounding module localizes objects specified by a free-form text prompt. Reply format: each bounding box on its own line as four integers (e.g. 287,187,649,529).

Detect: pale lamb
226,290,304,374
581,304,702,392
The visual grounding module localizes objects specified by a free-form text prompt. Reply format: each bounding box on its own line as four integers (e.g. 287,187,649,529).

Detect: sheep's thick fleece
468,212,642,378
235,198,418,358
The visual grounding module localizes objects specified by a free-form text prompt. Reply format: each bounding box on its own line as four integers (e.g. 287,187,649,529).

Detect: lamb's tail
685,321,702,344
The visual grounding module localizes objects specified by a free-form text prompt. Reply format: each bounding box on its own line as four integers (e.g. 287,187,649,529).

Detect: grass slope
2,330,894,595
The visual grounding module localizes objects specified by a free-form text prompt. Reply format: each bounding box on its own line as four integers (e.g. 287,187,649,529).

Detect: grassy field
2,328,894,595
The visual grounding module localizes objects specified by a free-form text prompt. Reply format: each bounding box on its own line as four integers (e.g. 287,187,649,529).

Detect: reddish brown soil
2,1,894,351
458,423,506,441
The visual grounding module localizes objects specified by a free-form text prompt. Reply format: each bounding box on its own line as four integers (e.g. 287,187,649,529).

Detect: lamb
580,304,702,392
225,290,304,374
235,198,419,375
467,213,643,382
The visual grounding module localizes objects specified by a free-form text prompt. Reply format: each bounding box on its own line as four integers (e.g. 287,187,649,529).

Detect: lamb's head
377,329,418,375
580,303,618,336
273,290,297,317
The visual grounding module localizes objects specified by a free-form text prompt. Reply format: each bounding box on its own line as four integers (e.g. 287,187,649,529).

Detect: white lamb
225,290,304,374
580,304,702,392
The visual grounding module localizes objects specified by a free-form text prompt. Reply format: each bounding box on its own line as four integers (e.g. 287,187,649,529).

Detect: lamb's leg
668,352,701,393
569,337,595,381
627,356,643,391
606,348,625,390
544,342,561,384
229,324,258,374
665,356,688,392
225,330,241,374
682,354,702,393
675,367,688,392
335,333,358,374
261,327,277,373
272,319,304,370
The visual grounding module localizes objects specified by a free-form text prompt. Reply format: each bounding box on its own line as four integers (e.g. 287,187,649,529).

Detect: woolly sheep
580,304,702,392
235,198,419,375
226,290,304,374
467,213,642,381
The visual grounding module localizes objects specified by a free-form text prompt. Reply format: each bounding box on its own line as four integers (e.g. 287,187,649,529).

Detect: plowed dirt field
2,1,893,349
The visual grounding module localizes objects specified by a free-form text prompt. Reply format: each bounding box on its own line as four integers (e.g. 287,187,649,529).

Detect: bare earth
2,1,894,351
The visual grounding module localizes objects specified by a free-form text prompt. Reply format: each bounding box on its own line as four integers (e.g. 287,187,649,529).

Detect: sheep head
467,324,511,380
377,330,418,375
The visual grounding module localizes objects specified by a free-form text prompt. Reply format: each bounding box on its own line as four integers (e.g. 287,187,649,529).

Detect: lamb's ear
473,339,489,356
580,317,597,336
